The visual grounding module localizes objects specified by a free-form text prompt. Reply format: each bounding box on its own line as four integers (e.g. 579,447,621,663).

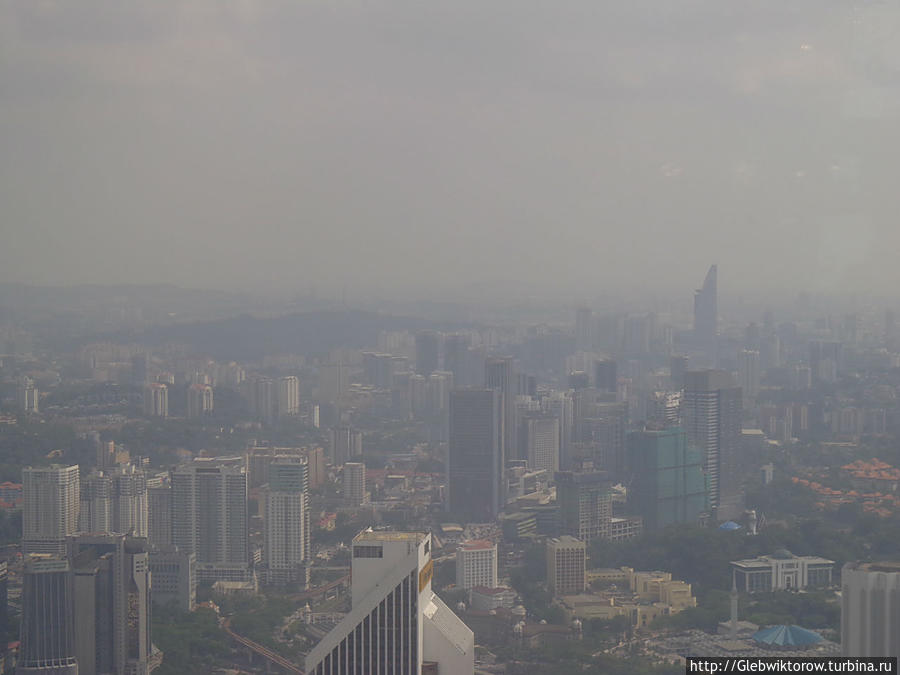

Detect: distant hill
128,310,465,360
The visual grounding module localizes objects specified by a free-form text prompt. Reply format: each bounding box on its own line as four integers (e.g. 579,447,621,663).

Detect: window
354,545,383,558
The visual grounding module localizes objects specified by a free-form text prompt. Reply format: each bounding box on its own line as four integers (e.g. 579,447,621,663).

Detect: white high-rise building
342,463,366,506
278,376,300,417
17,377,39,413
305,530,474,675
187,383,214,418
521,413,560,475
171,457,250,583
148,484,172,548
455,540,498,591
737,349,760,405
543,390,574,470
23,464,80,556
79,465,149,538
264,456,309,584
842,561,900,658
143,382,168,417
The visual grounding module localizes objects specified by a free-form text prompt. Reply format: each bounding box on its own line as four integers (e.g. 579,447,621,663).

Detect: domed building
752,625,825,650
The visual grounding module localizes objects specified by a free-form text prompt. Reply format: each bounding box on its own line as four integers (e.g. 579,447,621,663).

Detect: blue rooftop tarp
718,521,742,530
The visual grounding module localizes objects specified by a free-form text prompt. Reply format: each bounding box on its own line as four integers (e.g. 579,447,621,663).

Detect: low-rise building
469,586,517,611
731,550,834,593
149,546,196,612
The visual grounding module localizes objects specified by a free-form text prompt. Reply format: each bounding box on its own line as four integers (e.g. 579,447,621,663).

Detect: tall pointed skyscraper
693,265,718,348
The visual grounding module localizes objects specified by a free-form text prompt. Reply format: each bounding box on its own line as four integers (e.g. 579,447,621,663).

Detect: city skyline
3,1,900,297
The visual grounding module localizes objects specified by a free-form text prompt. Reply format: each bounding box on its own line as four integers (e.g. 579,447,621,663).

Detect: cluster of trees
0,419,94,482
151,606,231,675
498,640,681,675
219,592,305,661
589,516,900,601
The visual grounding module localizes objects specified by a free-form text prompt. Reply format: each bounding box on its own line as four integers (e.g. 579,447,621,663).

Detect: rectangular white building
455,540,498,591
731,550,834,593
23,464,80,556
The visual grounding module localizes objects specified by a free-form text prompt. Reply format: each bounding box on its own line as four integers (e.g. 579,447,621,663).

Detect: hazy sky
3,0,900,301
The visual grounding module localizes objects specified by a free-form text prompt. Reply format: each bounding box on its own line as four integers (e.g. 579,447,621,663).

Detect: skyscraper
304,530,474,675
67,533,152,675
841,562,900,658
18,556,77,675
277,376,300,417
245,376,277,423
170,457,250,583
543,391,574,470
520,413,560,475
456,540,498,591
573,392,627,477
555,471,612,543
79,466,149,538
485,356,517,461
693,265,717,349
23,465,80,557
448,389,503,522
329,426,363,466
147,484,172,548
626,427,707,531
682,370,742,519
342,462,366,506
547,536,586,596
186,383,214,418
737,350,760,405
142,382,168,418
264,456,309,584
17,377,39,414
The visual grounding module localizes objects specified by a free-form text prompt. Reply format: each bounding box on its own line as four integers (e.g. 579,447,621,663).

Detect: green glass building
627,427,708,530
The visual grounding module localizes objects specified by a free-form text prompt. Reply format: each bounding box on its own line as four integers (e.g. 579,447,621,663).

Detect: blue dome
753,625,824,647
718,521,742,530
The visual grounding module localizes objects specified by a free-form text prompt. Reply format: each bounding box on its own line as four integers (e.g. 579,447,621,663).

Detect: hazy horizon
3,0,900,299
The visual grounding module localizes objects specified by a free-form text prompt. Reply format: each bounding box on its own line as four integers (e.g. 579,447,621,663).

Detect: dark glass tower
448,389,503,522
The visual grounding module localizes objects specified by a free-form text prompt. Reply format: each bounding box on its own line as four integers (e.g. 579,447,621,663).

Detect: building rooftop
471,586,514,596
732,552,834,567
753,625,823,647
353,530,427,544
460,539,495,551
549,535,585,547
849,561,900,574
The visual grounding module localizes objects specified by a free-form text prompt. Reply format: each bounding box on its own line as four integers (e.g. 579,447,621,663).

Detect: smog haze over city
4,2,900,675
3,0,900,302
